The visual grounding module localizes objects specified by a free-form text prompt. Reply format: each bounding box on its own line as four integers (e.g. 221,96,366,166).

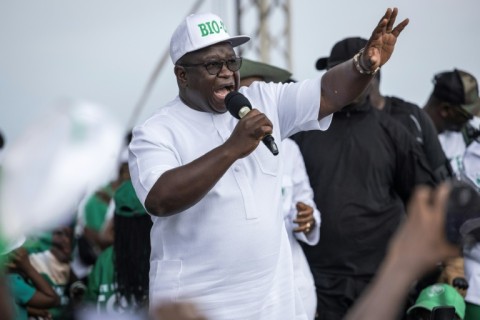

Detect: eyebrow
201,54,237,61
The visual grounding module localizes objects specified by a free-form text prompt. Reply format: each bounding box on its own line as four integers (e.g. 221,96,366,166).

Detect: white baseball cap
170,12,250,64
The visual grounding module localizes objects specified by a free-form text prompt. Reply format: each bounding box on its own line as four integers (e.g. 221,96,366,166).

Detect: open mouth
214,84,235,99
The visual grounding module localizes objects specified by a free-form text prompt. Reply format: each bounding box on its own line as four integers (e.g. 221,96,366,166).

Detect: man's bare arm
344,184,460,320
145,109,271,216
319,8,409,119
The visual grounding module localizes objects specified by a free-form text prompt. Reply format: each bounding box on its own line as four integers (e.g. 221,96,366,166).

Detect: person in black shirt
369,73,453,182
318,37,452,183
291,37,436,320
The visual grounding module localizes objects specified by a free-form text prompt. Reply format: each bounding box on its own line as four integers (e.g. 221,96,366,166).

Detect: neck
423,104,444,133
369,93,386,110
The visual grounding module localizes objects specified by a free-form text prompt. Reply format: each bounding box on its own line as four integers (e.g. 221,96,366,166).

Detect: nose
217,62,234,77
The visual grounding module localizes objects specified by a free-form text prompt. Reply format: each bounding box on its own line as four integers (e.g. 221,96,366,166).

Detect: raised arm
319,7,409,119
344,184,460,320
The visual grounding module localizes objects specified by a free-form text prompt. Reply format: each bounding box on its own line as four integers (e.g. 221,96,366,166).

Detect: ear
174,65,188,88
439,104,450,118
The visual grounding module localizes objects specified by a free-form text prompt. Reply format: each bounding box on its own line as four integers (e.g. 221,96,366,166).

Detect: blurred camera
430,306,456,320
463,123,480,145
445,180,480,247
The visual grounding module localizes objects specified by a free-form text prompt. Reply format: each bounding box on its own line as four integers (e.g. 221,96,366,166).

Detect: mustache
51,241,70,251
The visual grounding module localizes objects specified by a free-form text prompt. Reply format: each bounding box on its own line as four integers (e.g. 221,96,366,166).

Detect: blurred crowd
1,7,480,320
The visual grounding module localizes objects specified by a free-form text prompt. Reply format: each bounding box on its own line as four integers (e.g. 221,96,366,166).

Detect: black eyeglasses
179,57,243,75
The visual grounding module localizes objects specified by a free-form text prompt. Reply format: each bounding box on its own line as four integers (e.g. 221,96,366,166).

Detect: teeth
214,87,229,98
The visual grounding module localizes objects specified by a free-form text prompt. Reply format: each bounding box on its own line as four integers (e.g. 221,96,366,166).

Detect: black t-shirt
291,102,435,277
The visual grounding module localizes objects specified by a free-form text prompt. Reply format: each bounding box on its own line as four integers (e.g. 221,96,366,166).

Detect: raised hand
390,184,460,275
361,8,409,72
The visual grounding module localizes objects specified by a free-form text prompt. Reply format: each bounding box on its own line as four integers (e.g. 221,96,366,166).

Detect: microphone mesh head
225,91,252,119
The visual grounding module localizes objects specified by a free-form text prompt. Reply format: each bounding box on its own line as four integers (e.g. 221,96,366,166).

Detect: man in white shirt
129,9,409,320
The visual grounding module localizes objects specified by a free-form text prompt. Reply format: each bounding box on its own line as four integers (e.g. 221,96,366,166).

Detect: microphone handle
262,134,279,156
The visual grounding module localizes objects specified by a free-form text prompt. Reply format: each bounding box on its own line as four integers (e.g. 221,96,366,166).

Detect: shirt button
234,166,240,172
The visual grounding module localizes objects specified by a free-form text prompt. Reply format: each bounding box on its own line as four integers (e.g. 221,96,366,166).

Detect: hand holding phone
445,180,480,246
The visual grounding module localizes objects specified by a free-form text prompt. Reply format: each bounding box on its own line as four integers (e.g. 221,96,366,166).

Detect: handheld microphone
225,91,279,156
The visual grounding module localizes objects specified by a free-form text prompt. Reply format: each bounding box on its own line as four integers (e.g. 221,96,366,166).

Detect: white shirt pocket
149,260,183,306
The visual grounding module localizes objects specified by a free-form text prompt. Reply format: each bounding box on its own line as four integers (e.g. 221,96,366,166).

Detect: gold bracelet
353,48,379,75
